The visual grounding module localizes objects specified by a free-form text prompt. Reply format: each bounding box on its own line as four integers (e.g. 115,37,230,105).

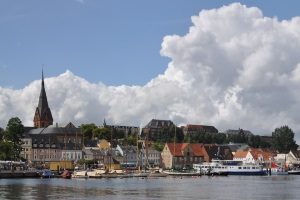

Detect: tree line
0,117,298,161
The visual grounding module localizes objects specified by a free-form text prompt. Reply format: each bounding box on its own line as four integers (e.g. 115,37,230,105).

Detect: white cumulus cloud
1,3,300,141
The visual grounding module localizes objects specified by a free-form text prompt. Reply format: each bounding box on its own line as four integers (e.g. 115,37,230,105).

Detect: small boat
163,169,200,176
269,162,288,175
61,170,72,179
148,170,168,178
41,169,54,178
72,170,88,178
87,169,107,178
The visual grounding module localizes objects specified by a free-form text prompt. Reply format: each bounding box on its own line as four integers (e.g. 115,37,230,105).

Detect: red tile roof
249,148,273,160
234,150,248,158
166,143,204,156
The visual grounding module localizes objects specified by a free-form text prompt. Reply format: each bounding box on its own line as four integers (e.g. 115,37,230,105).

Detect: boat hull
227,171,266,176
288,170,300,175
193,160,267,176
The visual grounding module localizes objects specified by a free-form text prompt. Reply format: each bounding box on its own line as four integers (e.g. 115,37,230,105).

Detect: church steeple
33,70,53,128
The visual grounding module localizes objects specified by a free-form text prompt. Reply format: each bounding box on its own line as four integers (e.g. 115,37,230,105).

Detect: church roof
35,70,53,122
27,126,80,135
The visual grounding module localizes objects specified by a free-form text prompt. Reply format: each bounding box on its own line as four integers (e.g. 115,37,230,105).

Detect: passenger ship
193,160,266,176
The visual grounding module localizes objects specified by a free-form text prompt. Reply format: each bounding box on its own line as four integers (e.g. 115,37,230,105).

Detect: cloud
1,3,300,141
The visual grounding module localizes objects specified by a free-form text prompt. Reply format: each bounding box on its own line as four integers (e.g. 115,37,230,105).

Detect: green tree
97,127,111,140
127,133,137,146
0,127,4,141
0,141,14,160
248,135,261,148
153,142,164,152
80,124,97,141
5,117,24,160
272,125,298,153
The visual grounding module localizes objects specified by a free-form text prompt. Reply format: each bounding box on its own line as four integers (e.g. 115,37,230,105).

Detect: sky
2,0,300,141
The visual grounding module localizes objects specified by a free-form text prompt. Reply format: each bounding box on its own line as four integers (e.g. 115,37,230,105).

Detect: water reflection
1,176,300,200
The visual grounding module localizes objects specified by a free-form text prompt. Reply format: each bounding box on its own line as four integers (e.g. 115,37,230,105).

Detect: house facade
202,144,233,162
142,119,175,140
183,124,218,136
25,123,83,163
161,143,204,169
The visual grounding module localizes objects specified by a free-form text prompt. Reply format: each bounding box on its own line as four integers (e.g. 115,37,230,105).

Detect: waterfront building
20,135,32,161
98,139,111,150
116,145,138,165
219,143,249,156
141,145,161,167
82,147,105,161
233,148,274,164
202,144,233,162
161,143,204,169
275,150,300,166
25,123,83,163
21,72,83,165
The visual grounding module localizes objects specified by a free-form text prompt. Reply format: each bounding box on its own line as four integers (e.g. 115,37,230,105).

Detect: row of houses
21,121,300,169
19,72,292,170
162,143,300,169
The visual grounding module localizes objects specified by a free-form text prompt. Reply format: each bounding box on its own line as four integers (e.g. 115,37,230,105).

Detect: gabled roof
166,143,204,157
27,126,80,135
234,150,248,158
65,122,76,128
145,119,174,129
291,150,300,159
249,148,273,160
203,144,233,160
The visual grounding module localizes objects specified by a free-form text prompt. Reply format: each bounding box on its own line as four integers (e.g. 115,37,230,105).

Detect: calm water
1,175,300,200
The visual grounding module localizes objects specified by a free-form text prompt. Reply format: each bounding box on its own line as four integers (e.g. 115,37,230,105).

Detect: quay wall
0,171,40,178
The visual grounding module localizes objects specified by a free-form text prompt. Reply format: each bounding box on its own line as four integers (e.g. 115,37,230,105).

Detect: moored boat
72,170,88,178
40,169,54,178
269,162,288,175
163,169,200,176
193,160,266,176
147,169,168,178
288,168,300,175
87,169,107,178
61,170,72,179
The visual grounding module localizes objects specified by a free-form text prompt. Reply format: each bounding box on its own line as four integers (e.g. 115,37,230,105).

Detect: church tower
33,70,53,128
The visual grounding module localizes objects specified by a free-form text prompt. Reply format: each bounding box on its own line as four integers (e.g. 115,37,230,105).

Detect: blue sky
3,1,300,139
1,0,300,88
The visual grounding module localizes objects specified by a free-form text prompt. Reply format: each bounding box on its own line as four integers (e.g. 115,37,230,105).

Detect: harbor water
1,175,300,200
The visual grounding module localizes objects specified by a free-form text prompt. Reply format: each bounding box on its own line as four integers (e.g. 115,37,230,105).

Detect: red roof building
161,143,204,169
